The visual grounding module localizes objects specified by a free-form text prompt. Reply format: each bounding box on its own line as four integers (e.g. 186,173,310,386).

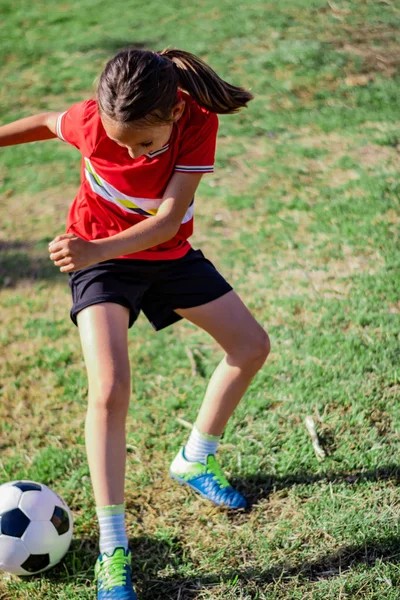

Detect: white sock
96,504,129,555
184,424,221,464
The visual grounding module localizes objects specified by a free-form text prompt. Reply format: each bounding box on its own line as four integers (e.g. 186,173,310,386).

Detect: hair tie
155,50,176,67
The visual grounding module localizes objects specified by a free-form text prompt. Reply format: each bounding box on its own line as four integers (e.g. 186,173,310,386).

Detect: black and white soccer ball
0,480,73,576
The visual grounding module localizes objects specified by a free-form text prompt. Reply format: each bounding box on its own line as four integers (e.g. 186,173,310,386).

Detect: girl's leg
175,290,270,437
77,303,137,598
170,290,269,509
77,302,131,508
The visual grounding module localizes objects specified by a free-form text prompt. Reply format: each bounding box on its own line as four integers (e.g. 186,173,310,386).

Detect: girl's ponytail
158,48,254,114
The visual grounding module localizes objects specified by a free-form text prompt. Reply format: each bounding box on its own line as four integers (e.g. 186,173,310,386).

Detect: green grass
1,0,400,598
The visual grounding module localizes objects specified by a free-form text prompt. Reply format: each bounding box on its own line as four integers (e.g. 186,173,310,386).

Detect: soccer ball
0,480,73,576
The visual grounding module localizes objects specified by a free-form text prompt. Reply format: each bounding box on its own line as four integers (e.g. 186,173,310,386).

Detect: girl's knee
229,328,271,369
250,329,271,365
88,377,131,413
260,329,271,360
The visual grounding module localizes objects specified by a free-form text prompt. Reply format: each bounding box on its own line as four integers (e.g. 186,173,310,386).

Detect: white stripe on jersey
84,158,195,224
56,112,67,142
146,143,170,158
174,164,214,172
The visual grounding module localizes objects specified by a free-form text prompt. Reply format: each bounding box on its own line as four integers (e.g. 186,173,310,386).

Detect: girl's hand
48,234,104,273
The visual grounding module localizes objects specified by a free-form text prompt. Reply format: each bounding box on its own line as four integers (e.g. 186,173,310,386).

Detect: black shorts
68,248,233,331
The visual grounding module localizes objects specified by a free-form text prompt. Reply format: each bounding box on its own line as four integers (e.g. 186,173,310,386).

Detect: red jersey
56,92,218,260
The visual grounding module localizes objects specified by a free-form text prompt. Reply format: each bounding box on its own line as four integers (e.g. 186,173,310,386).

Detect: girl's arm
96,171,203,258
0,112,61,147
49,172,204,272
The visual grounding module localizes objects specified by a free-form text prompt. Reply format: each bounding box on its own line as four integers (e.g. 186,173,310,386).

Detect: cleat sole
169,471,247,510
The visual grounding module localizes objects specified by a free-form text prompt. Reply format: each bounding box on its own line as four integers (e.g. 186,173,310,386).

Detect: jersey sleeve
55,101,87,150
174,112,218,174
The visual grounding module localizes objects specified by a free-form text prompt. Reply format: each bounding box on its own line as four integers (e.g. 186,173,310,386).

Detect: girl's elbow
159,217,181,240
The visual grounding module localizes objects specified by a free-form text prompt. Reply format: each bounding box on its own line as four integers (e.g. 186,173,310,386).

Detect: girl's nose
128,148,145,160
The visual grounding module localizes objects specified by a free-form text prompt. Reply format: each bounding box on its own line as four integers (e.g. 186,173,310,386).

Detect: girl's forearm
0,113,57,147
94,215,178,261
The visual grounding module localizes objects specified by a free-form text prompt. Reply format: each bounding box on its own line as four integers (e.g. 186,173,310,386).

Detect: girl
0,48,270,599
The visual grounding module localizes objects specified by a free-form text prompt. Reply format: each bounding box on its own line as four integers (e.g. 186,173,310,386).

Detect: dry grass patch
292,131,399,175
372,208,400,226
0,184,75,239
213,135,274,194
354,144,399,170
210,130,399,230
270,245,384,301
329,22,400,80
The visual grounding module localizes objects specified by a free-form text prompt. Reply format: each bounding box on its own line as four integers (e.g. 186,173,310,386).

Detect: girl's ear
171,100,185,122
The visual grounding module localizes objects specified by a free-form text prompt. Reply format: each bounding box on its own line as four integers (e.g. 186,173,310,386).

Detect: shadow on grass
41,531,400,599
0,241,64,287
79,38,161,54
233,463,400,508
142,534,400,598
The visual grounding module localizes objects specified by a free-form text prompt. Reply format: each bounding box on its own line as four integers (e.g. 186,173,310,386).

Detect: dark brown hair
97,47,253,126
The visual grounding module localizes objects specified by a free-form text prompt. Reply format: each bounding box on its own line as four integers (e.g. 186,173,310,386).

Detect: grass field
1,0,399,598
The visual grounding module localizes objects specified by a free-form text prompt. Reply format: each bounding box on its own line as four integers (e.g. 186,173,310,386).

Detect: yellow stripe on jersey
83,158,194,224
118,198,158,215
85,160,103,186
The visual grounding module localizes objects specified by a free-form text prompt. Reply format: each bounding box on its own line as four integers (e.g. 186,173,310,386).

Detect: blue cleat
95,546,137,599
170,447,247,510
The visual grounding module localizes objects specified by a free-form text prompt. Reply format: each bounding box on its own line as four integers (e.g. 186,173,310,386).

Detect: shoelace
206,456,230,488
98,554,129,589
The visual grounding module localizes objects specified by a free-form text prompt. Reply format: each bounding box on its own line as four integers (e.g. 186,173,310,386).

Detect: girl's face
101,101,185,160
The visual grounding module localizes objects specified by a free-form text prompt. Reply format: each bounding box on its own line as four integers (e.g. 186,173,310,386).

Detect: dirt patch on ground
209,127,400,212
354,144,400,169
372,208,400,226
212,136,274,194
268,236,385,301
289,130,399,172
328,21,400,79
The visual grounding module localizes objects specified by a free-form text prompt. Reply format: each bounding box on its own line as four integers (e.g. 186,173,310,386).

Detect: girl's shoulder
176,91,218,143
178,91,218,128
56,98,103,153
81,98,98,120
171,92,219,170
64,98,98,125
79,99,103,134
69,99,108,155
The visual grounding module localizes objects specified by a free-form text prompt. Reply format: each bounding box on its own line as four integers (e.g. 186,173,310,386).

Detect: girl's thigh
174,290,270,357
76,302,131,393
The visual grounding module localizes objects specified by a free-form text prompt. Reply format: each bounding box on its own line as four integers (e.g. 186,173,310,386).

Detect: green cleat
170,446,248,509
95,546,137,599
